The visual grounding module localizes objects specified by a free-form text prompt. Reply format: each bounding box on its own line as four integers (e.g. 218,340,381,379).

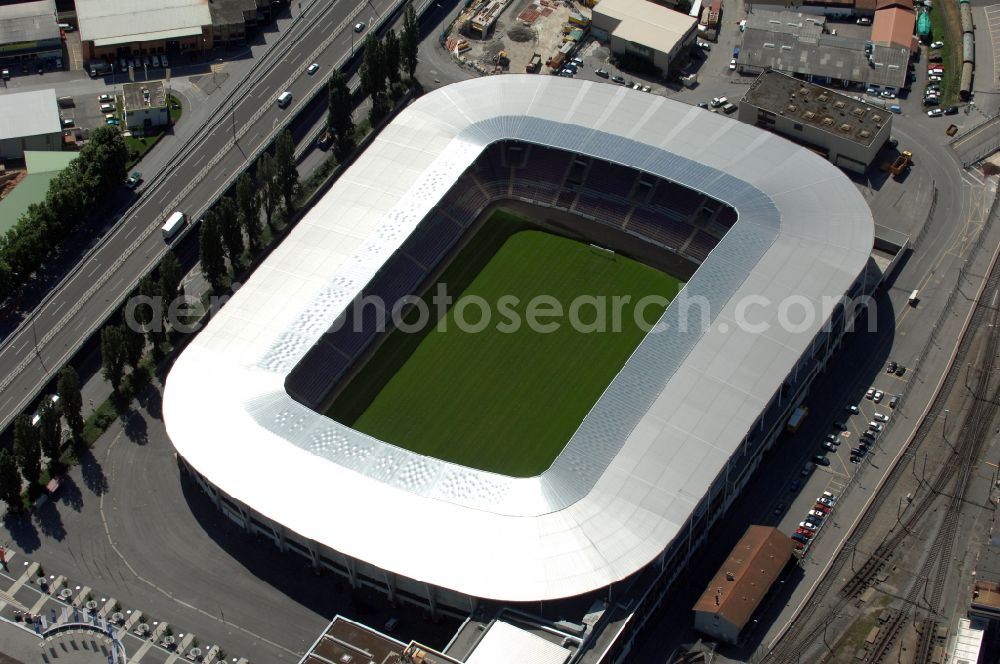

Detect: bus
786,405,808,433
162,211,186,241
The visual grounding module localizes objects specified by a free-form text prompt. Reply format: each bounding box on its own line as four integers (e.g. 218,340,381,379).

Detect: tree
0,450,21,513
13,415,40,488
134,275,160,336
236,172,261,253
369,91,392,127
216,196,243,267
401,2,419,80
199,214,227,292
123,322,145,369
37,398,62,472
159,251,182,335
328,70,355,155
257,153,280,230
274,130,299,213
100,324,128,391
360,34,386,98
58,366,84,444
384,29,402,85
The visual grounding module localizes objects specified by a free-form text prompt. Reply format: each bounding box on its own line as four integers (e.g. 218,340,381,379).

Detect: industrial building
164,75,875,661
692,526,793,644
0,0,61,68
0,151,76,234
745,0,856,17
0,89,62,160
122,81,168,132
871,0,917,51
738,71,893,173
737,9,909,92
77,0,213,62
591,0,697,73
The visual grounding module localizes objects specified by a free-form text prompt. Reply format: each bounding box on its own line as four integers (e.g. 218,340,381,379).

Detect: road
0,0,431,432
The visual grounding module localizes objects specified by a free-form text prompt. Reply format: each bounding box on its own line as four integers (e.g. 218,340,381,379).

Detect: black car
792,533,811,544
813,455,831,466
887,361,898,373
895,365,907,376
697,102,709,109
850,455,861,464
611,75,625,84
888,137,899,150
944,106,959,116
595,68,609,78
851,447,867,457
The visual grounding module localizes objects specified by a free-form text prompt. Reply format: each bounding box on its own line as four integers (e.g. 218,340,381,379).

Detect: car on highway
125,171,142,189
277,91,293,108
595,68,609,78
928,108,943,117
874,412,889,422
307,63,320,75
866,387,875,399
354,21,365,32
813,455,831,466
799,521,818,531
873,391,884,403
930,40,944,49
611,75,625,84
889,395,900,409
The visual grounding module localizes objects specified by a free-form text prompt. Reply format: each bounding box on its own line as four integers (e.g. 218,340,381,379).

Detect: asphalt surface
0,0,424,433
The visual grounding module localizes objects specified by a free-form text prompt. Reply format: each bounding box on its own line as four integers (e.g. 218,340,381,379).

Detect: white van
277,91,293,108
162,211,187,241
908,289,919,306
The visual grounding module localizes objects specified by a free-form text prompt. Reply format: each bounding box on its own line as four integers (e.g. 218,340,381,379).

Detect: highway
0,0,424,431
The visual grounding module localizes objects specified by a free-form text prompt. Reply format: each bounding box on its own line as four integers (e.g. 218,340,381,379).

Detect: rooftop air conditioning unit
838,123,852,133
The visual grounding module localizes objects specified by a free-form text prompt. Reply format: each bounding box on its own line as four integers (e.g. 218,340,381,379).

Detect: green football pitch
327,210,684,477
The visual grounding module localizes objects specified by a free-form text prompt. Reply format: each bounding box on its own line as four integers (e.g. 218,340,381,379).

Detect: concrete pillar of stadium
383,571,397,605
306,542,321,570
342,555,359,588
271,526,288,553
424,583,438,619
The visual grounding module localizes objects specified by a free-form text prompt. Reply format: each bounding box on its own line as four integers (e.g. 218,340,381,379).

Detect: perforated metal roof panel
164,76,874,602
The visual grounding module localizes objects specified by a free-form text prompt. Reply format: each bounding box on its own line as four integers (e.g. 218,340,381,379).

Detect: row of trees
199,130,298,292
0,127,129,303
0,366,84,511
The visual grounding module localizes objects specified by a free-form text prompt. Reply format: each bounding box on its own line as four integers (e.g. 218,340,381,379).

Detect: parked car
887,361,898,373
1,68,8,80
928,54,943,63
874,412,890,422
160,54,169,68
774,503,786,515
697,41,711,50
801,462,815,476
641,85,651,92
846,404,860,414
813,455,831,467
924,97,940,107
833,421,848,431
808,509,826,519
928,75,942,82
799,521,818,531
944,106,959,115
729,59,737,70
895,365,906,376
792,534,811,545
823,491,837,502
850,455,862,464
61,117,74,127
307,62,320,75
930,40,944,49
697,102,709,108
857,17,872,24
711,96,727,107
595,68,609,78
795,528,814,538
822,441,837,452
814,504,831,514
888,137,899,149
826,433,840,443
881,90,897,99
869,422,884,432
889,395,900,409
152,55,160,68
806,514,823,526
125,171,142,188
790,479,801,492
866,387,876,399
873,391,884,403
852,447,867,457
611,75,625,84
928,108,944,117
817,496,834,507
98,93,112,103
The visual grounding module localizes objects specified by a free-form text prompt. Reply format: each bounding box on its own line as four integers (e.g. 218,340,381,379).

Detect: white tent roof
164,76,874,602
0,89,60,141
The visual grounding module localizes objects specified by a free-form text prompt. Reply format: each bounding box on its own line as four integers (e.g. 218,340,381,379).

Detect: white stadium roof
164,76,874,602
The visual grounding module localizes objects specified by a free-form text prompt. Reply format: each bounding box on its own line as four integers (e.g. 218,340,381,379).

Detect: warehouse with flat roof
738,70,893,173
76,0,214,62
0,89,62,160
591,0,698,73
0,0,61,67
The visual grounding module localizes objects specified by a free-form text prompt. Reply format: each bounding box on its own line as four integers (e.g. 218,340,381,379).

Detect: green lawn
328,211,682,477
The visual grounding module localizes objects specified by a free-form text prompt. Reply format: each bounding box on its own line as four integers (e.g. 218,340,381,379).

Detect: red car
813,503,831,514
795,527,815,538
794,541,806,550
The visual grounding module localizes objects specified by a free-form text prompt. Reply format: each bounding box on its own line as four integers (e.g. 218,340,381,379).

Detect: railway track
912,618,944,664
763,224,1000,664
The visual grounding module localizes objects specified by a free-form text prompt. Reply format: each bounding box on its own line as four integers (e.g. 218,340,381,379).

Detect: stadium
163,76,875,625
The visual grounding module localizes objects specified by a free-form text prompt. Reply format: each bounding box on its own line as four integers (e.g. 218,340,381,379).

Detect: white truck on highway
162,211,187,241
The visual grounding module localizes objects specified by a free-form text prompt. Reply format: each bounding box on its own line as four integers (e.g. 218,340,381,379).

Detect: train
959,0,974,101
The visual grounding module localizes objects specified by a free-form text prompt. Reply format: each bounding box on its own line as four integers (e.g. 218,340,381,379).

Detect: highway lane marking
50,300,66,316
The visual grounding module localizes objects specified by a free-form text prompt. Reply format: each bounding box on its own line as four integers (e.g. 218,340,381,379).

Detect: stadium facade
164,76,875,643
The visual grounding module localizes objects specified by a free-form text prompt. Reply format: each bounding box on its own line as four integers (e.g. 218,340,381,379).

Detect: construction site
442,0,592,76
